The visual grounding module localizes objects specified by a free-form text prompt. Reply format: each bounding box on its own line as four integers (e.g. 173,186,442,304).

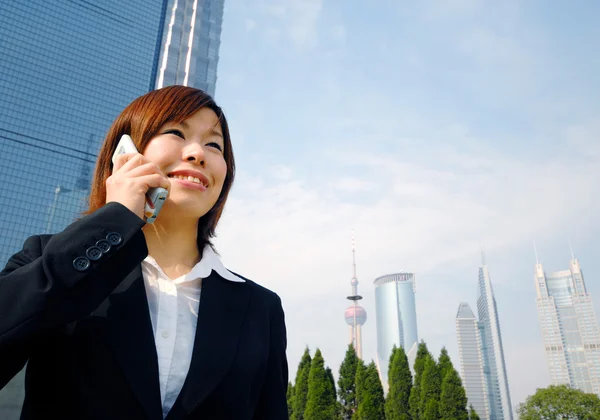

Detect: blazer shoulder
228,271,282,305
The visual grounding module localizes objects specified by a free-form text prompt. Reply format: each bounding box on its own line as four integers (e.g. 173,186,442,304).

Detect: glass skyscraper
477,264,513,420
535,257,600,395
456,302,490,420
0,1,224,417
373,272,419,391
155,0,225,96
456,263,513,420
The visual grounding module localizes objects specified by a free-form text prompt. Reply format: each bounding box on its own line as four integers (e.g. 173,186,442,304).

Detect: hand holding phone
110,135,169,223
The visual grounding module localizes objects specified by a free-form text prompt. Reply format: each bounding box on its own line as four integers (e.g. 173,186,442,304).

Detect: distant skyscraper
0,1,225,417
456,260,513,420
477,263,514,420
344,233,367,359
374,272,419,390
155,0,225,96
456,302,490,420
534,254,600,395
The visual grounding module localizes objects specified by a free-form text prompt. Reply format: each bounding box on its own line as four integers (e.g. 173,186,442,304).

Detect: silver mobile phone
111,134,168,223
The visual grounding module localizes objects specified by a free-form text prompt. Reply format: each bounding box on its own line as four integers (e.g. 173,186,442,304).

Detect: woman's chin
159,200,212,221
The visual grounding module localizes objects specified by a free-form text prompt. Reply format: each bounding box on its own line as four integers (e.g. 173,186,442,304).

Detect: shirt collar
143,245,246,284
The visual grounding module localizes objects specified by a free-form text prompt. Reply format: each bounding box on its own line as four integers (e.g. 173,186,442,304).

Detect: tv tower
345,231,367,359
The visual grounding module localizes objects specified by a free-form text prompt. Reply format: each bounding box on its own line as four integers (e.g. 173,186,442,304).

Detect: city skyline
534,256,600,394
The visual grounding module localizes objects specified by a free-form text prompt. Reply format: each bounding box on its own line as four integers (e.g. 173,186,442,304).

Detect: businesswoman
0,85,288,419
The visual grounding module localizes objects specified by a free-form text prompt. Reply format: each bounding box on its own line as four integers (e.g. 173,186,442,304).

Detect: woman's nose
183,145,205,165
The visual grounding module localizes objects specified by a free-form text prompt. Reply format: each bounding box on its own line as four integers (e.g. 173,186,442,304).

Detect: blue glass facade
154,0,225,96
374,273,419,389
0,1,168,417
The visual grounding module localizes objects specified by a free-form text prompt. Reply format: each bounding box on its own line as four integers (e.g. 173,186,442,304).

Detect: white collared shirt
141,245,245,418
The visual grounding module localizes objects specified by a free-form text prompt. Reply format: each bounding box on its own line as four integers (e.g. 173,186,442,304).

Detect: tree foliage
287,382,295,419
338,344,359,419
469,405,481,420
305,349,338,420
439,366,468,420
353,361,385,420
385,346,412,420
517,385,600,420
410,341,433,419
419,356,441,419
437,347,453,383
292,347,312,420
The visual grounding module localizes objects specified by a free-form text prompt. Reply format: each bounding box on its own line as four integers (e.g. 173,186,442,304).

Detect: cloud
256,0,322,50
331,25,346,43
244,19,256,31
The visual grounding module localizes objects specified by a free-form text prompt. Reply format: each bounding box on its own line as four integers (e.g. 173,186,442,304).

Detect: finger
136,174,171,192
124,162,165,178
113,153,147,174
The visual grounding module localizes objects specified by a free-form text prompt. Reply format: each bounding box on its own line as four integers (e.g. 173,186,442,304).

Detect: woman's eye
207,142,223,152
164,129,185,138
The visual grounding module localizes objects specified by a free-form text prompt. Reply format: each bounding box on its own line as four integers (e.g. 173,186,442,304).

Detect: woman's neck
142,216,202,280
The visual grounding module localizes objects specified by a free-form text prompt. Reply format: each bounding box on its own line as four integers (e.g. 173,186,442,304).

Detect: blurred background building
456,302,491,420
456,260,513,420
0,1,225,417
373,272,419,391
534,254,600,395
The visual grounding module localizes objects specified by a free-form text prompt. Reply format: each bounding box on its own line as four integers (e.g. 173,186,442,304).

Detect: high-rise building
456,261,513,420
0,1,225,417
155,0,225,96
535,255,600,395
456,302,490,420
344,233,367,359
374,272,419,391
477,263,514,420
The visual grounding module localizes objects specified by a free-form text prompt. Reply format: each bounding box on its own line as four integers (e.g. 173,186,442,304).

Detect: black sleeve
0,202,148,388
253,294,289,419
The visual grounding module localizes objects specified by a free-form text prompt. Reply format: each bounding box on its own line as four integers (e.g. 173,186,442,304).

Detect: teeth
169,174,206,187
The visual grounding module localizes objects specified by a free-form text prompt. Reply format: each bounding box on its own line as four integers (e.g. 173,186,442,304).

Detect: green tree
468,405,480,420
354,359,367,416
287,382,295,419
410,341,433,419
292,347,312,420
437,347,453,382
338,344,359,419
304,349,337,420
517,384,600,420
326,367,343,420
354,361,385,420
420,357,441,420
385,346,412,420
439,366,468,420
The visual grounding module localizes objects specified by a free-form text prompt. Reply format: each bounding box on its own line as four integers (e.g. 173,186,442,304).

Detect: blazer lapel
166,270,251,419
99,266,163,420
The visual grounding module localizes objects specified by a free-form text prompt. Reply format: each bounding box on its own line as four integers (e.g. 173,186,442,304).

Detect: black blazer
0,203,289,419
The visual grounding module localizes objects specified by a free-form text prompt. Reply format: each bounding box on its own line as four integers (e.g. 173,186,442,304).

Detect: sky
211,0,600,412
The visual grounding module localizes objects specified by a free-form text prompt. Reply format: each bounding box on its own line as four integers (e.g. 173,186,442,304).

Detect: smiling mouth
168,174,208,188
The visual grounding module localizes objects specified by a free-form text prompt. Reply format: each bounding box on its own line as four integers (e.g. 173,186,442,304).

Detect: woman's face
142,107,227,221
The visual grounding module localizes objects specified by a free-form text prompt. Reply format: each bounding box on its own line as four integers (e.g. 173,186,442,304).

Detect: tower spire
480,243,486,266
569,239,575,261
534,240,540,265
345,229,366,359
352,229,357,282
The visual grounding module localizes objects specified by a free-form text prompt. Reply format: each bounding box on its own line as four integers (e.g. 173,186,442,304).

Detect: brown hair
86,85,235,250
